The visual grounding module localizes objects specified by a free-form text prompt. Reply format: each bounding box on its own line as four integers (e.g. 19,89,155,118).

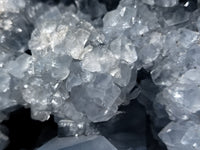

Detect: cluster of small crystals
1,0,200,149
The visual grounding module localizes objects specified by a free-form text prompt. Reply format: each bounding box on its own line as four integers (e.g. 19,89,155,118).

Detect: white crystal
65,28,91,60
0,0,26,13
159,121,200,150
81,47,118,73
103,0,137,36
22,77,53,105
109,36,137,64
5,54,32,79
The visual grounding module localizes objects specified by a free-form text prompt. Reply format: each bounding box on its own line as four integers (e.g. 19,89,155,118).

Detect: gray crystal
0,131,8,150
0,71,10,93
162,7,190,26
142,0,155,5
5,54,32,79
71,74,121,122
37,136,117,150
155,0,178,7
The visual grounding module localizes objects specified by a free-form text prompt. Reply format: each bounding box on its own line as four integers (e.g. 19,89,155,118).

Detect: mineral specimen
1,0,200,149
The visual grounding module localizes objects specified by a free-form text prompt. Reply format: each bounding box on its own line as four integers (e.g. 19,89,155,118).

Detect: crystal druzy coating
0,0,200,149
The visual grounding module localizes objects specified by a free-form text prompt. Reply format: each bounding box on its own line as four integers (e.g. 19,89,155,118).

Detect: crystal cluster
1,0,200,149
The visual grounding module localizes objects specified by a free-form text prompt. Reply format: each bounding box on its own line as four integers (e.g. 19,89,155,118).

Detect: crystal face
1,0,200,149
37,136,117,150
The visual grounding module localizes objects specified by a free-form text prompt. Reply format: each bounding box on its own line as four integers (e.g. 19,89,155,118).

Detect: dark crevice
95,99,167,150
25,49,32,56
98,0,121,11
136,68,151,84
145,114,167,150
36,0,60,5
179,0,198,11
35,0,76,6
2,108,58,150
136,68,169,150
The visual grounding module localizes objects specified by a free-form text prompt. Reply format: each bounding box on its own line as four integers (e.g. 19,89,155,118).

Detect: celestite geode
1,0,200,149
